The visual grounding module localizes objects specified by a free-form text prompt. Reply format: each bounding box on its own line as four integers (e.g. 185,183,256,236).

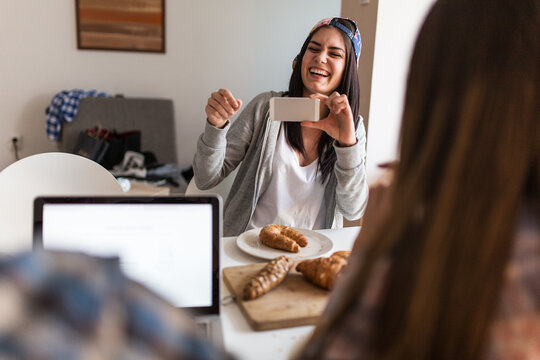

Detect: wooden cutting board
222,262,330,331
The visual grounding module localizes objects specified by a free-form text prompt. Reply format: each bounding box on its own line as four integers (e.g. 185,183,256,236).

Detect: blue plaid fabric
46,89,109,141
0,251,233,360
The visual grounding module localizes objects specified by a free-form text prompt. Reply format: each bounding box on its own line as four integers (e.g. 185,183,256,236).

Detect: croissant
296,255,348,290
243,256,294,300
259,224,308,252
278,226,308,247
330,250,351,260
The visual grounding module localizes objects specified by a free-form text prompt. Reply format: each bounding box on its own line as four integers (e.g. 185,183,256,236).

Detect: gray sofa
59,96,186,194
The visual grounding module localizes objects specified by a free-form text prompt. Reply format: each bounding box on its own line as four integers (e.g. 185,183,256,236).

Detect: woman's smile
309,67,330,77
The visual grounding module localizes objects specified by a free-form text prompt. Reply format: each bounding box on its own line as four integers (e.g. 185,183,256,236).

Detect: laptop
32,195,223,346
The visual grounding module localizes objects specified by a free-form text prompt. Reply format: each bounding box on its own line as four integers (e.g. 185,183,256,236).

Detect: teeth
310,68,329,76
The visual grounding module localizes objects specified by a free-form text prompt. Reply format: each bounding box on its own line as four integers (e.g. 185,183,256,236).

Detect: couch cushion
60,97,177,165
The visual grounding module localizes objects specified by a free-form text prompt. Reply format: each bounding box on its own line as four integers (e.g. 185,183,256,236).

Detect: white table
125,180,171,195
219,226,361,360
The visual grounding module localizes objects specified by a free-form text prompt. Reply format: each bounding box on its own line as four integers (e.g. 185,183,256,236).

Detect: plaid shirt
0,251,233,360
46,89,109,141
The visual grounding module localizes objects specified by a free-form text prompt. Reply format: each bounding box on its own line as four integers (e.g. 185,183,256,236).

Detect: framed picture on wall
75,0,165,53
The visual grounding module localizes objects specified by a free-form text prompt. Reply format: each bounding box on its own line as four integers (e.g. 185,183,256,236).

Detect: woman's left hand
301,92,357,146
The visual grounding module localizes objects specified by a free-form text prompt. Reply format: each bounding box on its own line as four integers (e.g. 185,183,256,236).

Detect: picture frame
75,0,165,53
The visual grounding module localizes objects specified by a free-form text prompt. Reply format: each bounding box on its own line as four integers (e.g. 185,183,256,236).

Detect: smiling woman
193,17,369,237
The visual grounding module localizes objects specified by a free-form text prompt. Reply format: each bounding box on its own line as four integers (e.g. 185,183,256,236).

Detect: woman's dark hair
285,18,360,183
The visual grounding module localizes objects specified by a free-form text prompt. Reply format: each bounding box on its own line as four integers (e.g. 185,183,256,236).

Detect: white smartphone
269,97,320,122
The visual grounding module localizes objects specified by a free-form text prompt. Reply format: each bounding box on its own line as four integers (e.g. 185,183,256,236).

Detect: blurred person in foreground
0,251,233,359
298,0,540,359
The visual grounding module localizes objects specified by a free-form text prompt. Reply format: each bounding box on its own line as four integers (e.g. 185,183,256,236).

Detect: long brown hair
301,0,539,358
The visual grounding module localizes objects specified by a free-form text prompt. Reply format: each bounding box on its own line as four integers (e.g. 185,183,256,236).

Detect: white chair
0,152,123,255
185,168,238,203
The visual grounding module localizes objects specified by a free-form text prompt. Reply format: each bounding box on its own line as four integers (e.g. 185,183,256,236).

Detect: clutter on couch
110,150,185,188
53,94,188,194
73,127,142,169
45,89,110,141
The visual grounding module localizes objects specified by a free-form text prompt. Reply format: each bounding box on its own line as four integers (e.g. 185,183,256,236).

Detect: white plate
236,228,333,260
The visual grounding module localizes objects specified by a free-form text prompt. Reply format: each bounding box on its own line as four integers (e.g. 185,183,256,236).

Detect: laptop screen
33,196,220,314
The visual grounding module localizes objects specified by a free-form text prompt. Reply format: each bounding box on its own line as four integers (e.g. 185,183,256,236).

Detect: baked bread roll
278,226,308,247
259,225,308,252
296,255,348,290
330,250,351,260
243,256,294,300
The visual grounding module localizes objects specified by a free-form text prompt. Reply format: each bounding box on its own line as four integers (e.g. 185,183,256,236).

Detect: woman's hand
205,88,243,128
301,92,357,146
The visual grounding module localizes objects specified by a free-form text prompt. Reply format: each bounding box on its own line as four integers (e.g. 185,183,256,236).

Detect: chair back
185,168,238,204
0,152,123,255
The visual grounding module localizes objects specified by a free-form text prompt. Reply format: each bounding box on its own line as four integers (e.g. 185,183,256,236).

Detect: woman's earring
292,55,300,70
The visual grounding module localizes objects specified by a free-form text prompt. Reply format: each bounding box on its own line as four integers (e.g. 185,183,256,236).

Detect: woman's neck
296,127,323,166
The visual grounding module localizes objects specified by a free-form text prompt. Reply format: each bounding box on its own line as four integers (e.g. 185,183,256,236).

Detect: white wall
0,0,340,170
365,0,436,182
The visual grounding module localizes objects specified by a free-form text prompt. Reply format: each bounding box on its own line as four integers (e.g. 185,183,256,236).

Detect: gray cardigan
193,91,368,237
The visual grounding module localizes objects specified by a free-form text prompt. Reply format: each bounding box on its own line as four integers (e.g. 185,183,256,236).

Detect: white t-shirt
248,126,326,230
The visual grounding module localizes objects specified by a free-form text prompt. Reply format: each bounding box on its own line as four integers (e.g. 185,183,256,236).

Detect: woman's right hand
205,88,243,128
